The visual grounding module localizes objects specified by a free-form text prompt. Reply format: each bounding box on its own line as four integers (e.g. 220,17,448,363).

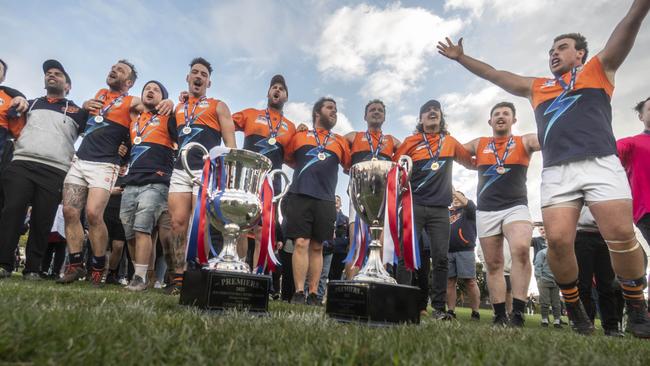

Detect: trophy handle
398,155,413,180
268,169,290,203
180,142,209,184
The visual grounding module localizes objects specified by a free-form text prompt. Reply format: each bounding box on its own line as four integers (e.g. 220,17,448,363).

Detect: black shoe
553,320,562,329
290,291,306,305
0,267,11,279
625,299,650,338
492,313,509,327
105,271,120,285
432,309,452,320
446,310,457,319
510,311,525,327
22,272,42,281
565,300,594,336
306,293,321,306
604,328,625,337
471,311,480,321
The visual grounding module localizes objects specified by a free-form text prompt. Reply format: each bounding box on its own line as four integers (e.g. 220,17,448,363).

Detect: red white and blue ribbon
344,215,369,267
256,175,281,273
383,164,420,271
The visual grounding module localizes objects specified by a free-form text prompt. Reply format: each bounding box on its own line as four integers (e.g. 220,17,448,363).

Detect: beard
268,99,284,111
318,111,336,130
45,84,64,96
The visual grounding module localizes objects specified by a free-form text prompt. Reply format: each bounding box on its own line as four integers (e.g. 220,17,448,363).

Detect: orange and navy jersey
475,136,530,211
77,88,134,164
284,128,351,201
174,96,223,170
0,86,25,133
232,108,296,170
532,57,616,168
394,132,473,207
350,130,396,165
125,112,178,186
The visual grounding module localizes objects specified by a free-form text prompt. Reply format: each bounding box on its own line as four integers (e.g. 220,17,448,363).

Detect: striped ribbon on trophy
383,164,420,271
344,216,369,267
256,175,281,273
186,155,224,265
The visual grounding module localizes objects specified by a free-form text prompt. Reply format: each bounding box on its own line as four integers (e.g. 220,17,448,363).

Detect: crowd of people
1,0,650,340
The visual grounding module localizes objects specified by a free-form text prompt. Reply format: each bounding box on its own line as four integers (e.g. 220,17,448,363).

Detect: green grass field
1,277,649,365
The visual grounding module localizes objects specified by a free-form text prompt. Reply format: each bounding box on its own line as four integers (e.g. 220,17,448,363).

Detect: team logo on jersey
198,100,210,108
541,79,556,89
482,142,515,154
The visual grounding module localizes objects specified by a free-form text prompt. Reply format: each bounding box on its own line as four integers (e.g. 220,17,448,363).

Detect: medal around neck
430,162,440,171
267,137,277,146
318,152,327,161
496,166,506,175
182,126,192,135
94,115,104,123
133,136,142,145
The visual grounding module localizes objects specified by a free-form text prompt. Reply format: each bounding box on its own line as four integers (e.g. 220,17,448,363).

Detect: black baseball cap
43,59,71,85
419,99,441,115
269,74,288,96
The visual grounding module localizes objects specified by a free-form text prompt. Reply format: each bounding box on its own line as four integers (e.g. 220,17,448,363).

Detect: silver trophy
349,156,412,284
181,143,288,273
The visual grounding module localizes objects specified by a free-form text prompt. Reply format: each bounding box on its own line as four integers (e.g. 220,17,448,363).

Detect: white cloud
444,0,551,19
399,114,418,131
316,3,464,104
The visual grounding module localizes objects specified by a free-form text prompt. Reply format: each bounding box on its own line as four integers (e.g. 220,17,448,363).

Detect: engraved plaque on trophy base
180,268,271,313
325,280,420,325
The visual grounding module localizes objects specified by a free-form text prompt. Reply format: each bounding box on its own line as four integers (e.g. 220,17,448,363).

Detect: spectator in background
446,191,480,321
534,243,563,328
315,195,349,303
328,195,349,281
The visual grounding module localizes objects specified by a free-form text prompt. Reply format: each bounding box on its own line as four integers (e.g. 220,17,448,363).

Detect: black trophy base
179,268,271,313
326,280,420,325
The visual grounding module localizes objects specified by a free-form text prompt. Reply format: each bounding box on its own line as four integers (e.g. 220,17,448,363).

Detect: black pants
414,204,450,310
41,241,66,276
637,214,650,246
0,163,63,273
280,247,295,301
328,252,346,281
575,231,622,331
413,247,432,311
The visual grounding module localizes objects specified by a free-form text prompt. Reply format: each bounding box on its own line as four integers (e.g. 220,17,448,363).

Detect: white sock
134,264,148,282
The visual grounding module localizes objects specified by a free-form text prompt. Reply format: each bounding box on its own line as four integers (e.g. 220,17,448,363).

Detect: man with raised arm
438,0,650,336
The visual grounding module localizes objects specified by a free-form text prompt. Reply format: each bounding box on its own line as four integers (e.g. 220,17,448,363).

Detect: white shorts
541,155,632,208
477,205,531,238
168,168,201,195
63,156,119,191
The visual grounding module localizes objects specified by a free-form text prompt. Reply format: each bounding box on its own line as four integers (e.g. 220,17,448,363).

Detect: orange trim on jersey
285,128,351,170
174,96,222,132
531,57,614,110
475,135,530,167
458,228,469,244
350,130,396,157
93,88,134,128
232,108,296,146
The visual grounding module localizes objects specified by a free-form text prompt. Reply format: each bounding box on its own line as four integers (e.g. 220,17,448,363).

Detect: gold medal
496,166,506,175
430,162,440,171
133,136,142,145
268,137,277,145
371,157,378,161
182,126,192,135
94,115,104,123
318,152,327,161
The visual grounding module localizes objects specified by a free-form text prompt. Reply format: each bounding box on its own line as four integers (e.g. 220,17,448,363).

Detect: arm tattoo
63,183,88,211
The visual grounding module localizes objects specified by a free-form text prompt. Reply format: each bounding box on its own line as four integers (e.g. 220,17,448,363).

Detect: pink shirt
617,131,650,223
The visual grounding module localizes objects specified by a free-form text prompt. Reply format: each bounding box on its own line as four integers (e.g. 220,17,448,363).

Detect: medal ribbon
421,132,445,164
265,109,284,139
488,136,514,168
183,97,207,130
313,129,332,154
134,113,158,140
365,130,384,160
99,92,127,117
555,66,578,92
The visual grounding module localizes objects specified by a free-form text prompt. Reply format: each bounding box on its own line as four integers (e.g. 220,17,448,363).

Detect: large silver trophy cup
350,157,411,283
326,156,421,325
178,143,288,312
180,142,288,272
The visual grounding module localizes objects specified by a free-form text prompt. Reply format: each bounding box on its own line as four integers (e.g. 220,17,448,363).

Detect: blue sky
3,0,650,227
